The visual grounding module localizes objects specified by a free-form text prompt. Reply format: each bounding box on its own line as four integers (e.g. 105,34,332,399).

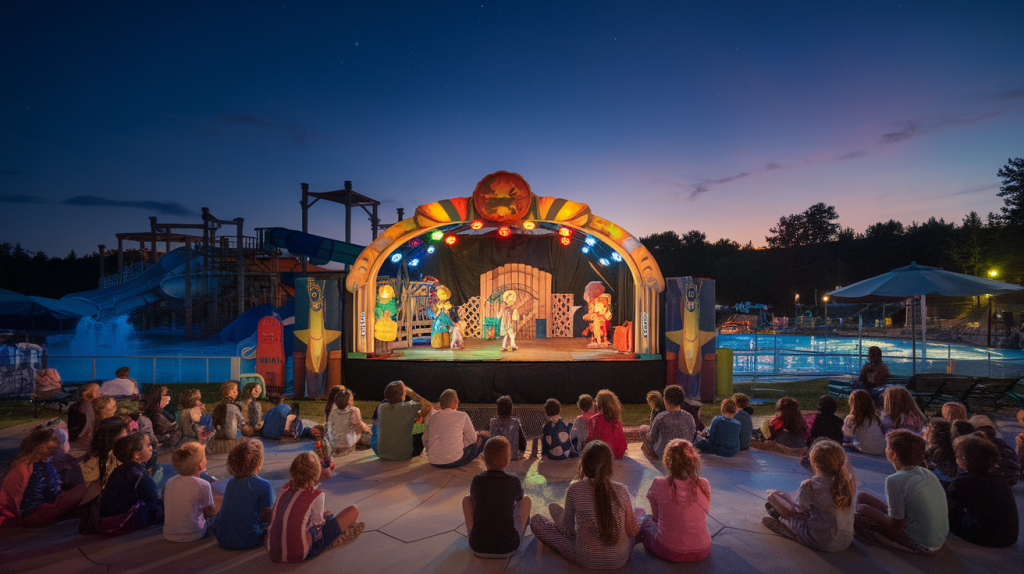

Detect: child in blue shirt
215,439,275,549
694,399,742,457
541,399,575,460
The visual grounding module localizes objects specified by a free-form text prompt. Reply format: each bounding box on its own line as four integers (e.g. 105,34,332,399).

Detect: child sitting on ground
489,396,527,460
80,417,129,488
967,415,1021,486
542,399,576,460
92,396,118,430
238,382,265,434
327,389,370,457
752,397,808,456
639,439,711,562
375,381,432,460
266,452,363,562
163,442,217,542
324,386,345,423
423,389,489,468
261,396,292,439
213,381,249,439
842,390,886,455
923,418,958,484
763,439,856,552
731,393,754,451
68,382,100,447
463,437,532,558
806,396,844,445
641,384,696,459
0,428,89,528
941,402,968,422
880,386,926,434
694,399,742,457
854,429,949,554
946,434,1019,547
92,433,164,535
645,390,666,427
178,389,215,444
568,394,595,453
215,439,275,550
586,390,628,459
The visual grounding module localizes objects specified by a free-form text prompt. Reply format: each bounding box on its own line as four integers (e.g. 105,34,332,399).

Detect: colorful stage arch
345,171,665,355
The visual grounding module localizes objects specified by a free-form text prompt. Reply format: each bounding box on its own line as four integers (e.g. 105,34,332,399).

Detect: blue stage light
391,253,402,263
599,258,609,266
581,246,589,254
611,252,622,262
427,246,435,254
584,236,596,246
409,258,419,267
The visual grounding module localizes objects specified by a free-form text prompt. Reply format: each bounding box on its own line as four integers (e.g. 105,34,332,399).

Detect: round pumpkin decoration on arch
472,171,533,223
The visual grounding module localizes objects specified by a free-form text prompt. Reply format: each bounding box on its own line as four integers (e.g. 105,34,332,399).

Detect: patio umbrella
828,263,1024,372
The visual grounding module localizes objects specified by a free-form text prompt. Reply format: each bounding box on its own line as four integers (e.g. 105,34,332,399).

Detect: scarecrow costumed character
499,290,519,351
582,281,612,348
430,285,454,348
374,284,398,355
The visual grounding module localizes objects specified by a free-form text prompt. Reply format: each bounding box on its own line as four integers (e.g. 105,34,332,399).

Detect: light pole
794,294,800,328
987,270,997,347
823,295,829,340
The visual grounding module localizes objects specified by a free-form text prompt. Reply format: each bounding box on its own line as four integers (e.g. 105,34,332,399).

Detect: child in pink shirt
639,439,711,562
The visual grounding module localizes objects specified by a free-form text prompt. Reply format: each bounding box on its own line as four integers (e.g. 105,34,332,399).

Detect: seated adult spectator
853,346,889,400
100,366,140,399
376,381,433,461
423,389,489,468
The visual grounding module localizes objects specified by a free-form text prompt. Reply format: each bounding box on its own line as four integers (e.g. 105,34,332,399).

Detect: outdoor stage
344,337,665,404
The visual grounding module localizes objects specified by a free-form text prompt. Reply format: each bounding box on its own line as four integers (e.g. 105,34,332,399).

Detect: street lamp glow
989,270,998,277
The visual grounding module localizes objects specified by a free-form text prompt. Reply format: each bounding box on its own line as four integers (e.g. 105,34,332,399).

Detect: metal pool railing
44,355,241,385
730,348,1024,381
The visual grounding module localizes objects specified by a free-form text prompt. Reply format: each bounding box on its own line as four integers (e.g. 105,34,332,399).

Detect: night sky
2,2,1022,258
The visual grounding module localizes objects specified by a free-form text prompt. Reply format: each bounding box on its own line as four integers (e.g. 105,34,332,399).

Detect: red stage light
558,227,572,237
444,235,457,245
498,226,511,237
470,220,484,230
560,236,571,246
522,221,536,230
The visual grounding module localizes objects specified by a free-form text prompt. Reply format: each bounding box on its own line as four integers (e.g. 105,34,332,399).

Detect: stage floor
351,337,641,362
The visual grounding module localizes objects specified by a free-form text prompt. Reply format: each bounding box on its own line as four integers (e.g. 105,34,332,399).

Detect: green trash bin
716,348,733,397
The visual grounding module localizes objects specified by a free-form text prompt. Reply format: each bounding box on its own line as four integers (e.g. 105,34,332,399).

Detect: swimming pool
718,334,1024,378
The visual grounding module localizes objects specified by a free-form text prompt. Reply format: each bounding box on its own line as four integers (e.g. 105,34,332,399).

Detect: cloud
988,87,1024,101
879,110,1002,145
0,170,22,175
686,162,789,199
62,196,197,216
949,183,999,197
211,114,330,148
835,150,866,161
0,193,49,204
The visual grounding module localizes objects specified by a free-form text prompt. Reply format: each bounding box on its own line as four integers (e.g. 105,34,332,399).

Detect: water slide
62,247,205,320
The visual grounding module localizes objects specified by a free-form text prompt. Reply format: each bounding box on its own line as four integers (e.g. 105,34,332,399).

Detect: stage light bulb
409,258,419,267
611,252,622,262
584,236,596,246
498,226,511,237
390,253,402,263
470,220,484,230
430,230,444,241
560,236,571,246
599,258,609,266
558,227,572,237
427,246,435,254
581,246,589,254
444,235,457,245
522,221,536,230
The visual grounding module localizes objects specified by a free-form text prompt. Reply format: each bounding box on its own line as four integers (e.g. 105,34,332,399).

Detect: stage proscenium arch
345,171,665,354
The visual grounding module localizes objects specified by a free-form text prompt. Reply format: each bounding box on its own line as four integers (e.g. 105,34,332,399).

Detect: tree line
0,244,147,300
640,158,1024,315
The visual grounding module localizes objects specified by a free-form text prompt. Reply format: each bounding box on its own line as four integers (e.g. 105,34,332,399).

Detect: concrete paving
1,416,1021,573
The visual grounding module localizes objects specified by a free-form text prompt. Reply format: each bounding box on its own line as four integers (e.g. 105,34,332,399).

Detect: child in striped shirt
266,452,363,562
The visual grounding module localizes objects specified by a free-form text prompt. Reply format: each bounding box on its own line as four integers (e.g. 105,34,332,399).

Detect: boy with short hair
163,442,217,542
215,439,275,550
376,381,432,461
946,434,1019,547
641,385,696,459
694,398,742,457
569,394,595,453
967,415,1021,486
732,393,754,450
423,389,489,468
462,437,533,558
541,398,575,460
854,429,949,554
